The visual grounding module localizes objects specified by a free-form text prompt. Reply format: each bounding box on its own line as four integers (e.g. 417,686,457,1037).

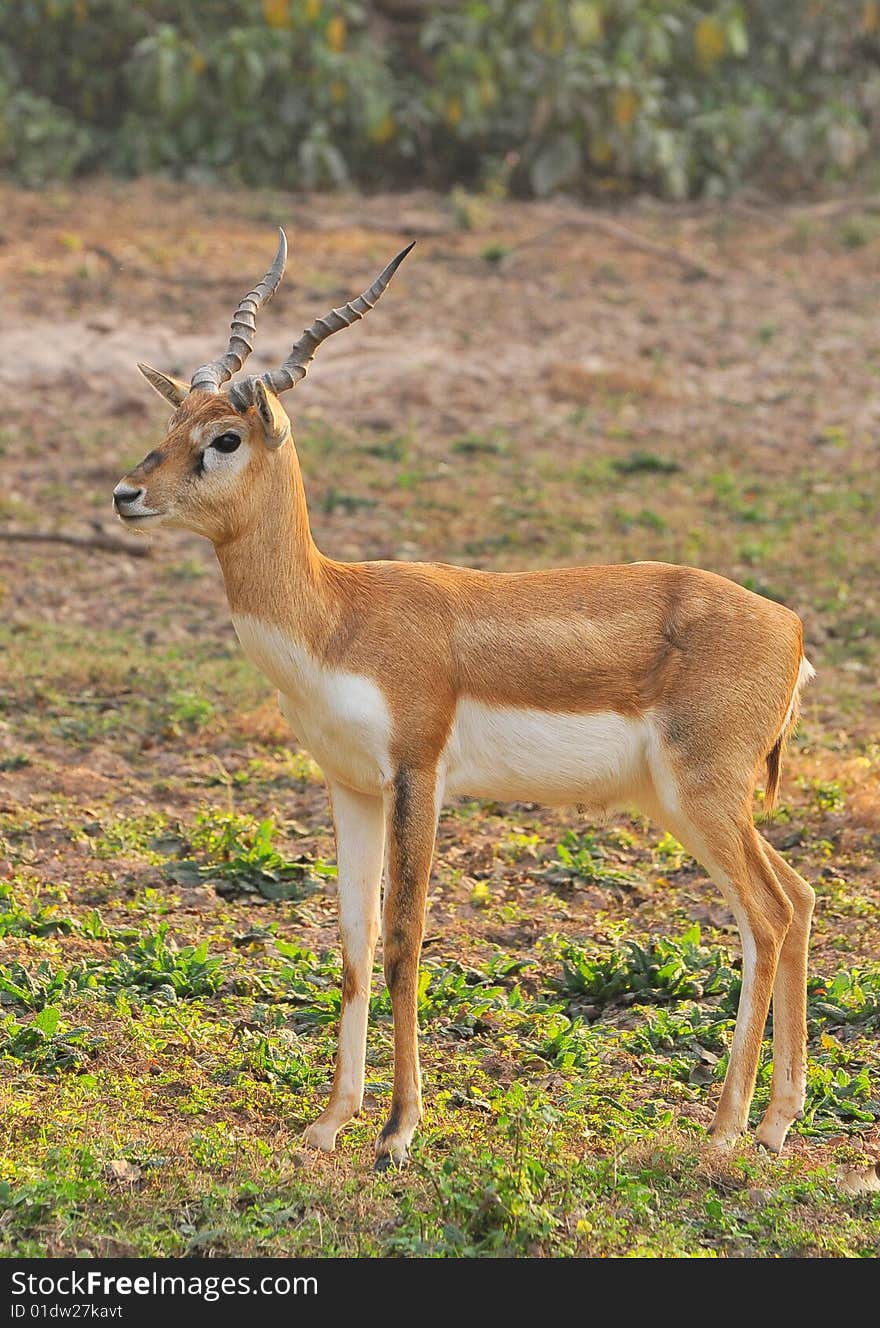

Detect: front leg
375,765,440,1169
303,781,384,1152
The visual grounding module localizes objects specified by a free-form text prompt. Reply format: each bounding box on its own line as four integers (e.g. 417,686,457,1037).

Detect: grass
1,786,879,1257
1,902,878,1258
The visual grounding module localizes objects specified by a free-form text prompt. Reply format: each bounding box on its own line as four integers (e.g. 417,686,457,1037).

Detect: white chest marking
232,615,392,794
442,700,651,808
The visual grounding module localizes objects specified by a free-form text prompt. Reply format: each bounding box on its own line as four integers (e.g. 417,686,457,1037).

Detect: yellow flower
305,0,321,19
571,0,603,45
694,16,725,66
613,89,638,129
326,15,346,52
330,79,347,105
588,135,612,166
371,113,395,145
531,19,563,54
262,0,290,27
445,95,463,128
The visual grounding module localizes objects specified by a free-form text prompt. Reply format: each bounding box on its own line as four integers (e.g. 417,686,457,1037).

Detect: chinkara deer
114,231,815,1167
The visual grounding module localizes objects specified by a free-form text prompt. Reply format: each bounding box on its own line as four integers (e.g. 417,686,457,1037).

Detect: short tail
763,655,815,817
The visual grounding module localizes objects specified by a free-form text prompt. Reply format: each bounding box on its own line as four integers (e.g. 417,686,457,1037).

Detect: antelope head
113,230,414,544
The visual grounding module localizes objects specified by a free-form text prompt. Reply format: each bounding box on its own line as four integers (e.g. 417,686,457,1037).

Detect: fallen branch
786,193,880,223
582,214,726,281
729,193,880,251
0,526,152,558
510,213,725,282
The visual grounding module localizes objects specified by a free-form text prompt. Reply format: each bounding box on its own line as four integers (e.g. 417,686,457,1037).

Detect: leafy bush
105,926,225,1001
0,1006,104,1072
540,828,641,889
809,966,880,1031
0,880,75,938
0,1,878,195
171,811,333,901
552,924,740,1010
422,0,880,197
0,0,394,188
0,84,92,187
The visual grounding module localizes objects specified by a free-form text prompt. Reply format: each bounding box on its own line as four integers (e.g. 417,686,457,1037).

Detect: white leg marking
303,782,385,1152
644,732,761,1143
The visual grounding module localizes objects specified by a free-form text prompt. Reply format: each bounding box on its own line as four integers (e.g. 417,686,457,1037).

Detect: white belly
232,615,650,809
443,699,650,808
231,615,392,794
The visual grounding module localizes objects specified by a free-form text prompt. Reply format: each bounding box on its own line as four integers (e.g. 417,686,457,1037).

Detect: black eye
211,432,241,453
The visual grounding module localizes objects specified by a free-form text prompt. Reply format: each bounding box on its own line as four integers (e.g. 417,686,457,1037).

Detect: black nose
113,485,143,510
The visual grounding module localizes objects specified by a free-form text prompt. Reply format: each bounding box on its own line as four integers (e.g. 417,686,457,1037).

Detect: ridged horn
261,241,415,395
190,228,288,394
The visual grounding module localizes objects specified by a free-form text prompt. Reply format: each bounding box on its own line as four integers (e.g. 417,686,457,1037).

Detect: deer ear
137,362,190,406
252,378,291,451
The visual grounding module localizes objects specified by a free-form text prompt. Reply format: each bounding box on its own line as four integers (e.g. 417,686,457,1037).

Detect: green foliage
0,959,92,1012
613,450,681,476
0,880,75,938
0,1007,104,1072
800,777,846,814
541,829,641,889
102,810,333,902
397,1148,559,1254
105,924,225,1001
256,938,346,1028
809,967,880,1031
0,1173,106,1242
0,0,391,188
164,691,216,735
0,1,877,196
633,1001,732,1058
0,928,226,1012
802,1060,878,1132
0,84,92,187
552,924,740,1010
176,811,333,901
389,1085,564,1255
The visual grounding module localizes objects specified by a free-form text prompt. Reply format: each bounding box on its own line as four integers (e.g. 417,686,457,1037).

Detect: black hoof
374,1147,407,1172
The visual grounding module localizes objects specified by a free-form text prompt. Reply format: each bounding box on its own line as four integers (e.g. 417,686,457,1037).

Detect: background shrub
1,0,878,195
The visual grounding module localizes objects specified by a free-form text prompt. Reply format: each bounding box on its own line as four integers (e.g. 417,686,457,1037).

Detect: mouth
115,509,165,526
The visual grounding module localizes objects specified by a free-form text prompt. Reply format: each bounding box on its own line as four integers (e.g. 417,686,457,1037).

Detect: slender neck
213,442,330,636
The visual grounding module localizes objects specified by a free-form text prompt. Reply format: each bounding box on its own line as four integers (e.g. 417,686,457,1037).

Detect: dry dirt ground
0,179,878,1256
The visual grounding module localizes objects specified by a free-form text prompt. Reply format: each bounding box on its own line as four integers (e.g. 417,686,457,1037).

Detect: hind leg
682,819,792,1144
754,838,815,1152
648,752,794,1145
